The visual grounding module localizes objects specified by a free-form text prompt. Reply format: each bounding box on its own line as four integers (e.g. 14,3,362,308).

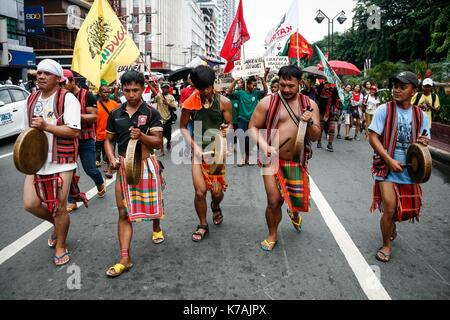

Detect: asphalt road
0,118,449,300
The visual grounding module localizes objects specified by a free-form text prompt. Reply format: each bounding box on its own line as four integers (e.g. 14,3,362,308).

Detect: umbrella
318,60,361,76
302,66,326,78
198,55,225,67
168,67,192,82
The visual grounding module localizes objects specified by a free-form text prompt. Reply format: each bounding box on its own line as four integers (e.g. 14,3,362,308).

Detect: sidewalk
429,139,450,165
429,122,450,165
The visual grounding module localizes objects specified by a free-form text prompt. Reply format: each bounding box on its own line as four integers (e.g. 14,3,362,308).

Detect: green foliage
434,88,450,123
310,0,450,69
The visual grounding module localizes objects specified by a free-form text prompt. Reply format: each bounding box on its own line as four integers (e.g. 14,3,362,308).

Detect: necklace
202,95,213,109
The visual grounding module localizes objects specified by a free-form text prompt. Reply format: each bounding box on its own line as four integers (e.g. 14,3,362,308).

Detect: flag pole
296,29,300,66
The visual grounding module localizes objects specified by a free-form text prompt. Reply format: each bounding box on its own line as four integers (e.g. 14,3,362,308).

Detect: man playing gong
22,59,81,266
249,65,321,251
104,71,165,277
368,71,429,263
180,65,232,242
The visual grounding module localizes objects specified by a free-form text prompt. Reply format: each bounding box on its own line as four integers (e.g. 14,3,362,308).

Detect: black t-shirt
106,102,163,156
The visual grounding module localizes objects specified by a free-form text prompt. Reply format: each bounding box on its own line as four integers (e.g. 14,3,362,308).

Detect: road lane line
0,174,117,265
0,152,13,159
309,177,392,300
0,129,181,266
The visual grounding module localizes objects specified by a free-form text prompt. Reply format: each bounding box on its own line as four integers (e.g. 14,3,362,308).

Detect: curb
429,145,450,165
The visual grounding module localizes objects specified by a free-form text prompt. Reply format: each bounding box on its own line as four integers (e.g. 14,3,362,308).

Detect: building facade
0,0,36,83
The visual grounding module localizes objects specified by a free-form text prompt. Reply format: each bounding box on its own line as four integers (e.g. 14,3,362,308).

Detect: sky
239,0,357,58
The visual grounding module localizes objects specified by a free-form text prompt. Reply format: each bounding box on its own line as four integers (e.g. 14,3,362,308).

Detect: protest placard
215,69,235,89
264,56,289,72
231,57,266,79
116,63,145,83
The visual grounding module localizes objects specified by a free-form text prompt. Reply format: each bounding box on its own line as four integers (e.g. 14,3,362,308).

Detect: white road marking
0,174,117,265
310,177,392,300
0,152,13,159
0,129,181,266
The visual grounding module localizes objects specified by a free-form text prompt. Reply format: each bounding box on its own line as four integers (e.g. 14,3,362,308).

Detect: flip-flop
290,213,303,232
47,231,57,248
152,230,165,244
375,247,391,263
260,239,277,251
390,224,397,241
106,263,134,277
53,249,70,266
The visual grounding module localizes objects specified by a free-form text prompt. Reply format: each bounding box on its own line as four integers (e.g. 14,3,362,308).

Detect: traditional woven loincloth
69,172,89,208
370,181,422,222
275,159,310,214
200,161,228,192
119,155,165,223
34,173,64,217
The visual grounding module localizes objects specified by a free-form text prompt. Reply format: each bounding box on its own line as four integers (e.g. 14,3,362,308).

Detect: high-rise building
0,0,36,82
151,0,205,71
196,0,235,58
196,0,219,58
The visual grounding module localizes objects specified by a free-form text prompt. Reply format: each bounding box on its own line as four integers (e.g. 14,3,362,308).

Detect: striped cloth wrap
275,159,311,215
119,155,166,223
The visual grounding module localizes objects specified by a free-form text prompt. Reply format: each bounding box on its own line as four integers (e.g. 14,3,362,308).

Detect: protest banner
215,68,235,89
264,56,290,72
116,63,145,83
232,57,265,79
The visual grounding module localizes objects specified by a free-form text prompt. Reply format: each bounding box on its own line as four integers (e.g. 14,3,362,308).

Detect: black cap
389,71,419,88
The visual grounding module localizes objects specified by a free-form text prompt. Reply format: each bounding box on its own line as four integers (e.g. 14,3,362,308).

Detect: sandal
152,230,165,244
260,239,277,251
53,249,70,266
211,201,223,226
66,202,78,213
106,262,134,277
390,224,397,241
375,247,391,263
47,231,57,248
290,213,303,232
192,225,209,242
97,184,106,198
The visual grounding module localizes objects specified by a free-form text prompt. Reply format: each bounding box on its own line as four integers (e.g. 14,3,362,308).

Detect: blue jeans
237,118,250,158
68,139,104,203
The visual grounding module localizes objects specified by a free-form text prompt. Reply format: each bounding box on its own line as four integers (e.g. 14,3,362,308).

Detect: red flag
220,0,250,73
288,32,313,61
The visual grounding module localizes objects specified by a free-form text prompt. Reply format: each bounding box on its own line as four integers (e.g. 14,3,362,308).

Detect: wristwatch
307,119,314,127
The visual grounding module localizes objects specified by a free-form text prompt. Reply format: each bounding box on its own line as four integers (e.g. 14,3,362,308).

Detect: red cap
60,69,74,83
370,85,378,91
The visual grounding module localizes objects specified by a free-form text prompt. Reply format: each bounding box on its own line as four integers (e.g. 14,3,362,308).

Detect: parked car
0,85,30,140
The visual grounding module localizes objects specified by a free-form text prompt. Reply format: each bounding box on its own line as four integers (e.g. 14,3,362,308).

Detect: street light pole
315,9,347,59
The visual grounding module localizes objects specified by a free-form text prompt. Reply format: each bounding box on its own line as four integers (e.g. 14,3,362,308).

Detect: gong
125,139,142,185
13,128,48,175
203,132,227,175
292,121,308,161
406,142,432,183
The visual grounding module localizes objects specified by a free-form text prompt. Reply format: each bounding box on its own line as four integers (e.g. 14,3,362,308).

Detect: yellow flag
71,0,140,88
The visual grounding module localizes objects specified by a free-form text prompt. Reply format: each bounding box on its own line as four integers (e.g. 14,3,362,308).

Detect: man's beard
281,91,298,101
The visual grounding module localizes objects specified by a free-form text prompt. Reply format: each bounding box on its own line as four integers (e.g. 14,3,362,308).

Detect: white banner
116,63,145,83
264,0,299,56
232,58,265,79
264,56,289,72
215,68,235,89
